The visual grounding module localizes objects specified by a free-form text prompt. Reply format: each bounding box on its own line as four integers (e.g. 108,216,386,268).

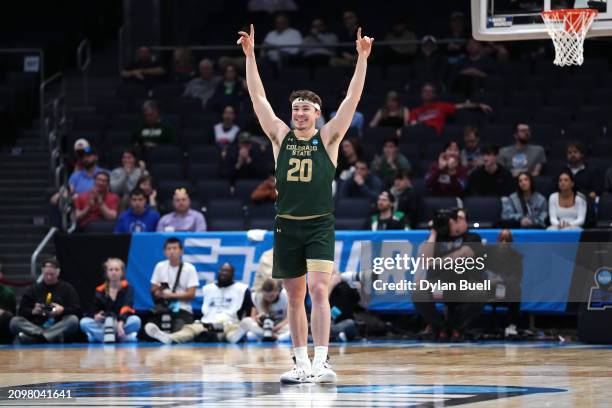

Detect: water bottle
331,306,342,322
103,316,116,343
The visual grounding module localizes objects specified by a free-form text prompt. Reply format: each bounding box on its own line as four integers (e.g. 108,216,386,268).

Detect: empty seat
418,196,461,228
158,180,194,202
248,202,275,218
206,199,245,230
181,129,212,147
190,146,222,163
463,196,502,228
564,122,603,142
506,91,543,110
533,175,556,198
590,139,612,158
335,198,372,219
96,99,128,114
335,218,368,230
196,180,232,202
234,179,263,203
147,145,184,163
574,106,612,127
108,114,140,130
363,127,398,149
188,163,219,181
73,115,108,131
400,124,438,142
597,195,612,228
149,163,183,180
207,218,246,231
532,106,572,126
248,217,274,230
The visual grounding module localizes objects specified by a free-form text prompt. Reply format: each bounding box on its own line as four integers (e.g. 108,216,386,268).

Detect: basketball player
237,24,373,383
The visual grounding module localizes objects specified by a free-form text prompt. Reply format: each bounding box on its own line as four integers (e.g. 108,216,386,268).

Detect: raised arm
237,25,289,149
322,27,373,146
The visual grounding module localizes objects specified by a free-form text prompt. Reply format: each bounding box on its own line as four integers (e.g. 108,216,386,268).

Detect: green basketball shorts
272,214,335,279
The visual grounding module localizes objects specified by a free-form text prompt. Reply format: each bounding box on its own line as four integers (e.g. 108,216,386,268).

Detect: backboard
471,0,612,40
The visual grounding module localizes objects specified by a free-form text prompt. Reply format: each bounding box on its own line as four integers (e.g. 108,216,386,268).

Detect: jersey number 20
287,158,312,182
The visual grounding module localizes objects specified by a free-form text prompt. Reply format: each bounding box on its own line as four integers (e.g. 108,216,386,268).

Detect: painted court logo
0,381,566,406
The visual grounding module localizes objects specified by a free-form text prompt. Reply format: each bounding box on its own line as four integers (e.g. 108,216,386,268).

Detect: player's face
292,103,319,130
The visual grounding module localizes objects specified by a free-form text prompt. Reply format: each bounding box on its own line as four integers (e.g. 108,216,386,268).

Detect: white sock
313,346,328,366
294,346,310,368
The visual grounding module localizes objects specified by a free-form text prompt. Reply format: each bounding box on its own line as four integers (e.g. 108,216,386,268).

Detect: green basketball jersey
275,130,336,217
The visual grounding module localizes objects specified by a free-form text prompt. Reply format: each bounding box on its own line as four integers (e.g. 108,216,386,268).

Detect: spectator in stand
157,189,206,232
452,39,497,96
132,100,176,150
548,170,587,230
498,123,546,177
240,278,290,342
391,170,419,229
336,138,364,180
120,46,166,84
137,174,158,210
251,171,278,203
67,138,89,173
501,172,548,229
302,18,338,68
332,10,359,67
169,47,195,83
114,188,161,233
330,91,365,137
0,269,16,344
262,13,303,67
149,238,200,332
371,137,411,188
369,91,409,128
446,12,468,64
183,59,222,109
225,132,267,182
110,148,148,209
370,191,408,230
414,35,448,81
408,82,492,135
384,18,418,63
74,171,120,230
209,64,247,113
69,147,109,194
425,140,468,196
460,126,483,172
338,159,383,202
467,145,514,196
79,258,141,342
565,141,600,200
214,105,241,147
145,262,256,344
10,258,80,344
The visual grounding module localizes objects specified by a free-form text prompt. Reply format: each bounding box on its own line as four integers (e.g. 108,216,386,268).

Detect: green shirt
0,284,16,314
132,121,176,146
371,153,411,187
275,130,336,217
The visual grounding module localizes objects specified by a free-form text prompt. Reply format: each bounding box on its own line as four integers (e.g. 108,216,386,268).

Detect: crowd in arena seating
46,8,612,234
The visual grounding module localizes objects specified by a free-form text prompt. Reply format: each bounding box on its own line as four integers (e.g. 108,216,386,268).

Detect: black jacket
90,280,136,322
19,280,81,325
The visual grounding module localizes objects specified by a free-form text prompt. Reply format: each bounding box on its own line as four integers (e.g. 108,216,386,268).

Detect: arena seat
463,196,502,228
597,194,612,228
149,163,183,180
234,180,262,203
418,196,462,228
195,180,232,202
188,163,219,182
335,198,372,219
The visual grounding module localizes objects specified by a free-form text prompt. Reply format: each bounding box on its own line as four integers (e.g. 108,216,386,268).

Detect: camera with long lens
259,315,276,341
432,208,456,237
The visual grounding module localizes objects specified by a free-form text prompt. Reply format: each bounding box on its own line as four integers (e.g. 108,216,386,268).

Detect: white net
541,9,598,66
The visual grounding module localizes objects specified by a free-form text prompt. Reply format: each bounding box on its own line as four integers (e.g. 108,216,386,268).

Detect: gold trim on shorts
277,212,331,220
307,259,334,274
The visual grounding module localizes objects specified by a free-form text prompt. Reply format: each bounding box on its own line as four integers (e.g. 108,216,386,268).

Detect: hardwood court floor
0,341,611,407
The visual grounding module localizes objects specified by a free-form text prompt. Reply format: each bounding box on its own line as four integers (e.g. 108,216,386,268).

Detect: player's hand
237,24,255,57
355,27,374,59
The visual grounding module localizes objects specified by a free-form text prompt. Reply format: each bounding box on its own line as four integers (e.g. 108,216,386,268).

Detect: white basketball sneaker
280,356,312,384
144,322,173,344
311,356,337,383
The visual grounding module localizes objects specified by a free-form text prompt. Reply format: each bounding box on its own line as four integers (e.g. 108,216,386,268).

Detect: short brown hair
289,90,322,109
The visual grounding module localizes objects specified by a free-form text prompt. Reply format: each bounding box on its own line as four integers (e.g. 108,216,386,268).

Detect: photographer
145,263,256,344
149,238,199,333
413,208,484,342
485,229,524,338
80,258,141,343
240,279,290,342
10,259,80,344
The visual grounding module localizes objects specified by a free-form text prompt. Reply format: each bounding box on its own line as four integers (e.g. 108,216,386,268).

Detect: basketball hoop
540,9,598,66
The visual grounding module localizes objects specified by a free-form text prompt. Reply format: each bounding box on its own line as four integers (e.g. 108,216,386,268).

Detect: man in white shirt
145,263,255,344
262,14,303,65
149,237,199,331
